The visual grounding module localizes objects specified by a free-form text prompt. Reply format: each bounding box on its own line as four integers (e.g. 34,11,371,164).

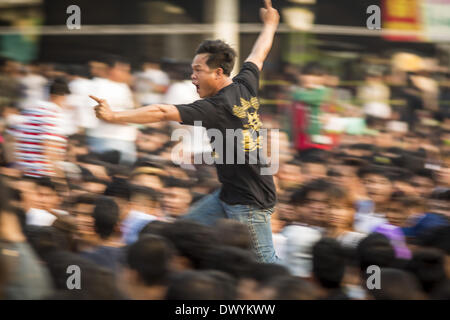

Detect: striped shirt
13,101,67,178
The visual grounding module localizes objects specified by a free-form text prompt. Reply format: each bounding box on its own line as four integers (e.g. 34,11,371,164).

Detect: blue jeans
183,189,279,263
87,137,136,165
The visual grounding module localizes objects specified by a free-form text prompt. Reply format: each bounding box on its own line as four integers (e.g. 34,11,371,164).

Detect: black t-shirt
175,62,276,209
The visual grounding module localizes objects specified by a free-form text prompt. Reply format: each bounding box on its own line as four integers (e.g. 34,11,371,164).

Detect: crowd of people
0,50,449,300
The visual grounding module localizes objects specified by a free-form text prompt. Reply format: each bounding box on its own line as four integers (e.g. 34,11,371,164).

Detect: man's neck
214,77,233,95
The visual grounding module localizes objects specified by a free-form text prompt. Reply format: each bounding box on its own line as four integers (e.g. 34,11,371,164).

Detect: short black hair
406,248,447,293
104,177,131,201
138,220,170,240
130,185,160,203
195,40,236,76
370,268,425,300
126,235,175,286
92,196,120,239
266,275,321,300
163,220,219,269
165,271,228,300
49,77,71,96
36,177,57,192
357,233,396,278
301,62,327,76
312,238,346,289
102,54,129,68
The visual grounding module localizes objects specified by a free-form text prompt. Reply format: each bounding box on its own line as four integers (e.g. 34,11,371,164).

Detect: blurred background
0,0,449,301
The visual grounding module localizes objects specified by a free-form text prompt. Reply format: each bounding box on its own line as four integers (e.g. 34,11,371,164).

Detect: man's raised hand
260,0,279,27
89,95,115,122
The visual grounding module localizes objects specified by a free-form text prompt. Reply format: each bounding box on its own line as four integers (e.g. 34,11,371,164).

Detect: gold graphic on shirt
233,97,264,152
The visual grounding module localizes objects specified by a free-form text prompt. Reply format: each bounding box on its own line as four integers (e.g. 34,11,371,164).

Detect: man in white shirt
87,56,137,165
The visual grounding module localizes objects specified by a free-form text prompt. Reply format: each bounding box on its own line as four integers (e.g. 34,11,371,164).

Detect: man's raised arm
245,0,280,71
89,95,181,124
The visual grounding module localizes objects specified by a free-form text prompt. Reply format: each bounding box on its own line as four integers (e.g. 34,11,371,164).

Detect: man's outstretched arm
90,95,181,124
245,0,280,71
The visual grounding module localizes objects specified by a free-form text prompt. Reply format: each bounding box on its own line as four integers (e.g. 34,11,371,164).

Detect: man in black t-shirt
90,0,280,263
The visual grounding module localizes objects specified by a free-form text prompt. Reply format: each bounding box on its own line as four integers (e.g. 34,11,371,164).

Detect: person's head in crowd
44,251,122,299
104,54,131,84
312,238,347,299
276,159,303,190
368,268,426,300
358,166,393,207
406,248,447,294
71,193,97,244
215,219,252,251
121,235,175,300
165,271,229,300
49,77,71,107
389,169,417,196
138,220,170,240
92,196,120,242
412,168,436,197
162,176,193,219
357,233,396,281
136,127,170,154
385,192,424,227
104,177,131,220
130,163,164,191
192,39,236,98
289,179,333,227
202,270,237,300
80,167,108,194
25,225,72,259
129,185,161,218
163,220,219,270
264,275,322,300
299,151,328,182
417,225,450,275
427,188,450,217
435,165,450,187
51,215,80,252
89,59,108,79
430,279,450,300
342,143,376,161
326,185,355,236
34,178,61,212
299,62,326,89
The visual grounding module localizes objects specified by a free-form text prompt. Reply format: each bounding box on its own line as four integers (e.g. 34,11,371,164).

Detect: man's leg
222,202,279,263
182,189,227,226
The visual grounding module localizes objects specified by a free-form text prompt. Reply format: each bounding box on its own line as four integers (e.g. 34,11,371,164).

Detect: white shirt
134,69,170,105
67,77,96,130
87,78,137,141
26,208,68,226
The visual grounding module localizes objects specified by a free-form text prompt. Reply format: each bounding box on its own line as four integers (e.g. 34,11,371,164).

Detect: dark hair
289,179,334,205
49,77,71,96
165,271,228,300
93,196,120,239
36,177,58,192
301,62,326,76
249,263,291,287
102,54,129,68
163,220,219,269
195,40,236,76
201,246,256,280
130,185,159,203
202,270,237,300
138,220,171,240
313,238,346,289
126,235,175,286
370,268,425,300
406,248,447,293
104,177,131,201
215,219,252,250
44,251,122,299
357,233,396,278
266,275,321,300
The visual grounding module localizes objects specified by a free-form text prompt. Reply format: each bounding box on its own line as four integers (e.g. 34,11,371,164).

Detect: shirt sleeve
175,98,220,129
232,61,260,96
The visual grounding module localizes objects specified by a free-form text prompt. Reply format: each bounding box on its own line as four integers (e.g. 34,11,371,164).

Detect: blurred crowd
0,53,449,300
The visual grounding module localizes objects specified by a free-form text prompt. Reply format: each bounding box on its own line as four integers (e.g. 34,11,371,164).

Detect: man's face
191,54,221,98
36,186,59,211
109,62,131,83
163,187,192,217
362,174,392,204
304,191,328,226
